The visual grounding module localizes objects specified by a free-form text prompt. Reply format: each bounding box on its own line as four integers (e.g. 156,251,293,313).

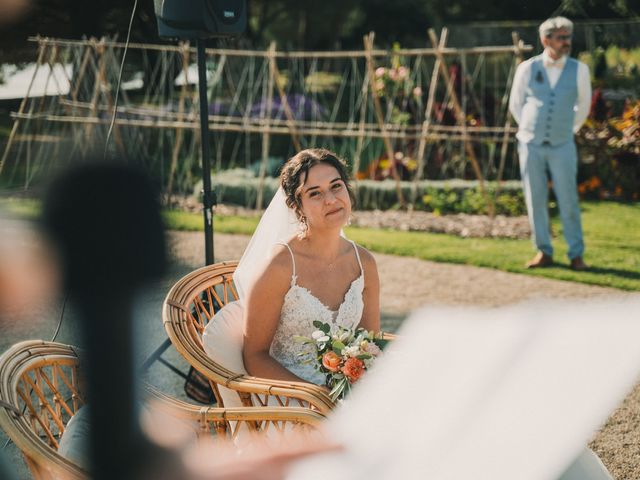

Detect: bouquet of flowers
295,321,386,401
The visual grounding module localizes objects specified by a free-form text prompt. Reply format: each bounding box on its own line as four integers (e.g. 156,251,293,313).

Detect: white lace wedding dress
269,240,365,385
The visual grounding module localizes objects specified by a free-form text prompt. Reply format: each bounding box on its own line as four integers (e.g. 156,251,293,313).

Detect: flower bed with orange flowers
577,98,640,201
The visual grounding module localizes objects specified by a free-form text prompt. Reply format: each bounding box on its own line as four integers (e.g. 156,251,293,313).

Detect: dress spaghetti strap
276,242,297,286
349,240,364,276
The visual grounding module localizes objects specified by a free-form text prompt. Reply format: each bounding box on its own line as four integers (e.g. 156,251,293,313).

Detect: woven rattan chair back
0,340,87,480
0,340,326,480
163,261,335,414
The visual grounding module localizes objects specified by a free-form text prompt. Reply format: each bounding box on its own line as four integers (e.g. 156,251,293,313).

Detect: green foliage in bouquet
295,321,387,401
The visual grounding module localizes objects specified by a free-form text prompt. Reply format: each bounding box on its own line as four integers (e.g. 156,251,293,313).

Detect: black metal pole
140,39,216,376
197,38,215,266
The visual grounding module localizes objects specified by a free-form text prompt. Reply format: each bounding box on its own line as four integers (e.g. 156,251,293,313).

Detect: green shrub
201,169,527,216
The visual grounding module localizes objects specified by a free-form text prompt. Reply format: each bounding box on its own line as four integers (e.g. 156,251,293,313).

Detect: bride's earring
346,215,352,227
298,216,309,238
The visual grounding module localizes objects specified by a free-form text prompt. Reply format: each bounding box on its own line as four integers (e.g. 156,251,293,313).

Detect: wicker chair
0,340,324,480
163,261,396,415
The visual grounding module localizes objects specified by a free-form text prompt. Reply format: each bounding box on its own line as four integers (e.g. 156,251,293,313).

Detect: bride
235,148,380,385
200,148,621,480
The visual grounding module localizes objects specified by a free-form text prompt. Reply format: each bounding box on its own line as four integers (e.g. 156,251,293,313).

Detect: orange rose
342,357,365,383
322,351,341,372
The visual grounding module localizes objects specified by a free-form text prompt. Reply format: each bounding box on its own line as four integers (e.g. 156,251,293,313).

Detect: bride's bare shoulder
354,243,376,265
353,244,379,279
255,243,294,282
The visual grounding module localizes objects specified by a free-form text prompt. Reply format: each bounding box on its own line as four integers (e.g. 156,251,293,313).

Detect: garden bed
167,195,531,239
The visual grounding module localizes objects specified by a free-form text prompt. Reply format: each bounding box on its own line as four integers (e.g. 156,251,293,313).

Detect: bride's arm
357,246,381,333
242,249,308,383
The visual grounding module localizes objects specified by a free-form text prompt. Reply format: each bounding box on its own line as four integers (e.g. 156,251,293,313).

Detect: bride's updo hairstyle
280,148,355,221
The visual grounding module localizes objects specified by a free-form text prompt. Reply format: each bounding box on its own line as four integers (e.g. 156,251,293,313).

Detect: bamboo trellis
1,32,532,210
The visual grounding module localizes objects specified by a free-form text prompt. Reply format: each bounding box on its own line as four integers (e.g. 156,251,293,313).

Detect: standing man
509,16,591,271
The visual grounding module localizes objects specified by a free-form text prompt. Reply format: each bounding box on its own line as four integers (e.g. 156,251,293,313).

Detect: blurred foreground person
0,209,58,324
40,160,175,480
0,208,59,480
0,0,28,25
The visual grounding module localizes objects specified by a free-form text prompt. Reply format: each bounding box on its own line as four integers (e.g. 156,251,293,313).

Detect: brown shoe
570,256,588,271
526,252,554,269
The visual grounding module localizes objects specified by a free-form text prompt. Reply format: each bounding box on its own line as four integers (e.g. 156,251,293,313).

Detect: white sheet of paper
287,296,640,480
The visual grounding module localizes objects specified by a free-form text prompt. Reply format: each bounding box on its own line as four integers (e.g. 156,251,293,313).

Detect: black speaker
154,0,246,39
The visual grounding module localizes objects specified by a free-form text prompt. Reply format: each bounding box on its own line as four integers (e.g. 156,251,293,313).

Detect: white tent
0,63,72,100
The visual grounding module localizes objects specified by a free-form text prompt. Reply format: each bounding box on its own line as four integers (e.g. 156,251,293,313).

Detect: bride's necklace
320,250,343,271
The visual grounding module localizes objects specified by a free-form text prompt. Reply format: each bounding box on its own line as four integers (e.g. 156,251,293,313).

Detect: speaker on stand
143,0,247,402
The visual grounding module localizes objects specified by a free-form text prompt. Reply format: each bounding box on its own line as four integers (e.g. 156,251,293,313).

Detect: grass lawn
346,202,640,291
166,201,640,291
3,198,639,291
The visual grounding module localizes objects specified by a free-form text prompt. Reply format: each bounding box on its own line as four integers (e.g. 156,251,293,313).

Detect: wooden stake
82,38,106,152
363,32,405,207
13,111,514,143
167,42,190,197
352,65,370,180
100,42,127,157
0,40,48,175
270,49,302,151
256,42,276,210
411,28,448,207
70,45,92,103
497,32,524,190
28,36,533,59
428,28,494,216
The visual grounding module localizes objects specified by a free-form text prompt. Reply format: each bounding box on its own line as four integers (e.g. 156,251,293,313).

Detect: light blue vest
519,55,578,146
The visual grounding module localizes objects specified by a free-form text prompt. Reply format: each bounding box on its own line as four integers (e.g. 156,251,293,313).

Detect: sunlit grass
4,198,638,291
164,202,640,291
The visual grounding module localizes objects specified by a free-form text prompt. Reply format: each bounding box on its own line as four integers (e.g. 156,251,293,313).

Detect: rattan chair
162,261,396,415
0,340,325,480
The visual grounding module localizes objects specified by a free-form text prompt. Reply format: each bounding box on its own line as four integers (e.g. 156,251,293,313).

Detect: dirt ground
168,231,639,480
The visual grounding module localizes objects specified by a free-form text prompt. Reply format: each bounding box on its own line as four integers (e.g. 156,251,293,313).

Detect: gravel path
168,230,621,318
169,230,638,479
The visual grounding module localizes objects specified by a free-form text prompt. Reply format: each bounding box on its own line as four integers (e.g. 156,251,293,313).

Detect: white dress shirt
509,50,592,134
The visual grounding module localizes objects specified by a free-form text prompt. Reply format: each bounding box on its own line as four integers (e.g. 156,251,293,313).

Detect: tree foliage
0,0,636,59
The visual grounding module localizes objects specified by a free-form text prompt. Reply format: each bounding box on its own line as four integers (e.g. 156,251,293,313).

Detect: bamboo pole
70,44,92,103
352,65,370,179
28,36,533,59
36,44,58,114
256,42,276,210
497,32,524,190
269,48,302,151
0,41,48,176
58,98,518,134
100,42,127,157
166,42,191,198
12,111,516,143
363,32,405,207
26,44,60,188
428,28,494,216
411,28,448,207
68,41,96,150
82,38,106,151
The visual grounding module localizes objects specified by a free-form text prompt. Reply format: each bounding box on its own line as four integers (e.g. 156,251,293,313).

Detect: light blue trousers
518,141,584,260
